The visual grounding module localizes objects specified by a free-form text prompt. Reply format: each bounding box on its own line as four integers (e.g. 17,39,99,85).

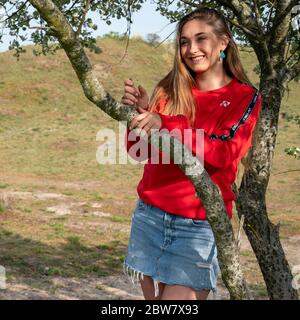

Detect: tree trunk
235,78,298,299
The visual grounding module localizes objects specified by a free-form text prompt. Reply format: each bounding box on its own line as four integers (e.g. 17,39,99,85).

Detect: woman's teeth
191,56,205,63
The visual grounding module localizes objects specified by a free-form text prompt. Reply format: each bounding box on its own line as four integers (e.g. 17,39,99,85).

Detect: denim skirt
123,198,220,298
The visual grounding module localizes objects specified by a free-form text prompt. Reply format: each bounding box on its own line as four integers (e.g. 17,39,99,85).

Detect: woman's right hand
121,79,149,113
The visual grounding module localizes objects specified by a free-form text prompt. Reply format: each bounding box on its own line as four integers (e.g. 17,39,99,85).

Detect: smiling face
179,19,228,75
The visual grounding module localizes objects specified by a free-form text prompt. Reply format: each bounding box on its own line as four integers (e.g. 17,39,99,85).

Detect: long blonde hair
149,7,252,125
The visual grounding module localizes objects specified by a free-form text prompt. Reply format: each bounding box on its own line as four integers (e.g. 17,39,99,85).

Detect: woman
122,7,261,300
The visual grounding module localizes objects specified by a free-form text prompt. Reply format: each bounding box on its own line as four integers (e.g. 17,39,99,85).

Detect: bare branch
253,0,262,26
266,0,275,31
64,0,81,16
227,17,258,38
28,26,48,30
273,169,300,176
286,50,299,65
180,0,200,7
3,0,29,22
283,58,300,83
75,0,91,37
154,21,175,34
284,39,292,62
285,35,300,66
118,0,134,64
155,29,176,48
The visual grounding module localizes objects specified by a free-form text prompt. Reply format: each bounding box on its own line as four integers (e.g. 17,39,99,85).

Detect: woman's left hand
130,110,162,135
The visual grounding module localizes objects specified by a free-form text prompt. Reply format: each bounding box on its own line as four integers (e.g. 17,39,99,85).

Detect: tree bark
235,77,298,299
217,0,299,299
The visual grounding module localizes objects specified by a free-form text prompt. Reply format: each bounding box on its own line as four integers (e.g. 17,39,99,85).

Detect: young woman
121,7,261,300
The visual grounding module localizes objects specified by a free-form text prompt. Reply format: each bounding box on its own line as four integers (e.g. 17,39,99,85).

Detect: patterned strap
209,89,259,141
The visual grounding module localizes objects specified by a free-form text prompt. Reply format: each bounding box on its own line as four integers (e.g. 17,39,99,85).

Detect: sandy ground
0,273,230,300
0,189,299,300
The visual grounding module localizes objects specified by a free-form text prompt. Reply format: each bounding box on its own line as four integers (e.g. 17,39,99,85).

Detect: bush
146,33,161,46
102,31,126,40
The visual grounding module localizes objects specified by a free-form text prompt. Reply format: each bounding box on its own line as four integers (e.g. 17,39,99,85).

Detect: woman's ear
221,36,229,51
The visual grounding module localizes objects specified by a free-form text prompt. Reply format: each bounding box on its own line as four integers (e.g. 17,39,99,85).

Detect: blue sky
0,1,177,52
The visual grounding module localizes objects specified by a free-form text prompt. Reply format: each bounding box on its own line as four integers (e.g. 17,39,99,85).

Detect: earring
219,50,226,60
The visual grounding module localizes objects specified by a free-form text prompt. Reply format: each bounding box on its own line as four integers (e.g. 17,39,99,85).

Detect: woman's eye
197,37,205,42
180,40,188,46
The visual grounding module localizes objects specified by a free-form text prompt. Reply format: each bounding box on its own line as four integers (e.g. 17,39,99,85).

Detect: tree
0,0,299,299
146,32,161,45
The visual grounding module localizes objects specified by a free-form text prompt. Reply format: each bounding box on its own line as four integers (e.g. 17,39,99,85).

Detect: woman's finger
136,114,151,131
123,92,138,103
143,123,153,135
130,113,148,129
124,85,139,96
124,79,134,86
124,79,140,97
137,107,147,113
121,98,135,106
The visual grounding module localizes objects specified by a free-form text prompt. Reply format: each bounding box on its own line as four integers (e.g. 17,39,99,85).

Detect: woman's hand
121,79,149,113
130,111,162,136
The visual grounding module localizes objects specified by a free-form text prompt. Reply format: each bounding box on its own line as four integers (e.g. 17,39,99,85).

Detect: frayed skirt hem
123,262,218,299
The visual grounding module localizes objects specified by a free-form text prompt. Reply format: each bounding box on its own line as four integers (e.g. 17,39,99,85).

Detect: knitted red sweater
126,78,261,220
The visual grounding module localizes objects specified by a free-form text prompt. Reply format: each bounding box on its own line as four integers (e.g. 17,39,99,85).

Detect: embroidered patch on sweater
220,100,231,108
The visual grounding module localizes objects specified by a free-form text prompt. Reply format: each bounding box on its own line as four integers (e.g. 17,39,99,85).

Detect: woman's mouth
190,55,205,64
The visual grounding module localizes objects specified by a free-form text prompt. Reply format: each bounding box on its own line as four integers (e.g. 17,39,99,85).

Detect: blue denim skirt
123,198,220,298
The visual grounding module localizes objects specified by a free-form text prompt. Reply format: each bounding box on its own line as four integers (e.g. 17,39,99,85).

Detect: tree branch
216,0,261,43
284,40,292,62
226,17,258,38
282,58,300,83
64,0,82,16
266,0,275,31
253,0,261,21
216,0,274,78
273,169,300,176
285,37,300,66
267,0,298,71
75,0,91,37
180,0,200,7
253,0,263,33
267,0,299,38
29,0,250,299
28,26,48,30
155,29,176,48
3,0,29,22
117,0,134,64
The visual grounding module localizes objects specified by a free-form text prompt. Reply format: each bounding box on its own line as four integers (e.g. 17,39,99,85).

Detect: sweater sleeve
157,91,261,171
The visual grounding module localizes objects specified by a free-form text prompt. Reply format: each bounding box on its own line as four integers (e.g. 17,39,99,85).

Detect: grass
0,204,5,214
0,36,299,299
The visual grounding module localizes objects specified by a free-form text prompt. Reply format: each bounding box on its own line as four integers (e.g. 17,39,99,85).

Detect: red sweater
126,78,261,220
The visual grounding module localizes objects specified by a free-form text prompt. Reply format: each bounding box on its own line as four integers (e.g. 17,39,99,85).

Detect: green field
0,36,299,299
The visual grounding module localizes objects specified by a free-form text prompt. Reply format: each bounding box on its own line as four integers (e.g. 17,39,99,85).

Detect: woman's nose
190,41,199,54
